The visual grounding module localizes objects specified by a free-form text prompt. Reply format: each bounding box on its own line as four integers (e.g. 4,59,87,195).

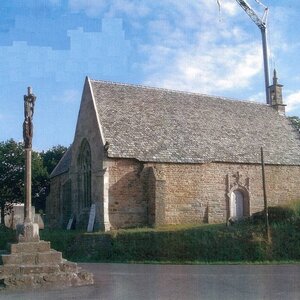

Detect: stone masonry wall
46,172,69,228
69,79,106,230
106,159,300,228
108,159,146,229
150,162,300,225
48,155,300,229
47,79,107,230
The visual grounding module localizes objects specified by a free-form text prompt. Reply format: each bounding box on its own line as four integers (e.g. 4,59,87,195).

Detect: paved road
0,263,299,300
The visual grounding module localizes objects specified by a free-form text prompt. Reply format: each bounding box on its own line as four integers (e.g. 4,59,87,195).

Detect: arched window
78,139,91,209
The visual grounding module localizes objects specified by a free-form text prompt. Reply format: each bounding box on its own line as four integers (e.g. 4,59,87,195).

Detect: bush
0,225,15,250
252,205,297,224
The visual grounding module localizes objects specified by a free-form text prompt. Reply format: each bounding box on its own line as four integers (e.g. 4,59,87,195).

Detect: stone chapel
46,74,300,230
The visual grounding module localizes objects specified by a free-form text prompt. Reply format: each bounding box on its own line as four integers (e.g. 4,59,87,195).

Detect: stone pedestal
0,240,93,290
16,222,40,243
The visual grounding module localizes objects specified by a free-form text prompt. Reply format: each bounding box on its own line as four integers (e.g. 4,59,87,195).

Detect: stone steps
1,270,93,290
1,250,62,265
1,264,61,276
0,240,93,289
10,241,51,253
1,261,78,276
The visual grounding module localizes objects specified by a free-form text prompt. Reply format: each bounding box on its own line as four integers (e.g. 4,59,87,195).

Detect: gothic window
78,139,92,209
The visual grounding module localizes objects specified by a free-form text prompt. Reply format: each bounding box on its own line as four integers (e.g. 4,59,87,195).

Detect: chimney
269,69,286,116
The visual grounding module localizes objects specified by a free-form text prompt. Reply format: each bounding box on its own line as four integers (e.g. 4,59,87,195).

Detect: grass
0,201,300,264
41,220,299,264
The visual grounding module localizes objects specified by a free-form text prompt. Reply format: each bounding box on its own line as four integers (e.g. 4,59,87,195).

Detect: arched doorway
230,190,244,219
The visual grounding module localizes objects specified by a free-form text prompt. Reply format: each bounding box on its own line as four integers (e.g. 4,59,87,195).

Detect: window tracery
78,139,91,209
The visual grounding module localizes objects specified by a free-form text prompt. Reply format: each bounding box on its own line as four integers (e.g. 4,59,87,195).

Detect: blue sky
0,0,300,150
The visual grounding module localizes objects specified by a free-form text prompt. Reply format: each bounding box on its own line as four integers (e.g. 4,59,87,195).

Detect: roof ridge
89,78,267,107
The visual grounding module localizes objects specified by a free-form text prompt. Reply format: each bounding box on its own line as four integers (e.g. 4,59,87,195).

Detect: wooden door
230,190,244,219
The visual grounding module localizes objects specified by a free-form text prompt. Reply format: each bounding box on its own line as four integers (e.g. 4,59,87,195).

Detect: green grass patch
36,221,299,264
0,201,300,264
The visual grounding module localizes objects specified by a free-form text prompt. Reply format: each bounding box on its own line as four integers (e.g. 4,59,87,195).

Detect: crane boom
235,0,270,104
235,0,267,29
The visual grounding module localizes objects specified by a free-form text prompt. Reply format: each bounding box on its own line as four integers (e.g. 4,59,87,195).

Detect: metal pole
261,28,271,105
261,147,270,242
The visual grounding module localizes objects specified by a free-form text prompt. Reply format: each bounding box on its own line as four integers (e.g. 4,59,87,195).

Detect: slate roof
50,146,72,178
90,79,300,165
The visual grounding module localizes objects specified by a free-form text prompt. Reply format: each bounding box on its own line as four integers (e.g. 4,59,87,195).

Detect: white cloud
248,91,265,103
143,42,262,94
130,0,265,95
129,0,264,95
66,0,283,98
285,91,300,113
221,2,239,16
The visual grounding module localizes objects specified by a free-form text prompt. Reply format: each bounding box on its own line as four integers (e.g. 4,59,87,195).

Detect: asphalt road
0,263,299,300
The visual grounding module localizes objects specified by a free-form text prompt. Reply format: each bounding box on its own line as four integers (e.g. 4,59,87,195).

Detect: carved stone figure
23,88,36,148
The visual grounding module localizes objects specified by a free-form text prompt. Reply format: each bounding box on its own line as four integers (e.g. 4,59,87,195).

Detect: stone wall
46,172,69,228
48,151,300,229
143,162,300,225
108,159,146,229
69,79,106,230
46,79,107,230
109,160,300,227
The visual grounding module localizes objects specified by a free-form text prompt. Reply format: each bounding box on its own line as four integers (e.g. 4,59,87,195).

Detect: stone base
16,222,40,243
0,240,93,290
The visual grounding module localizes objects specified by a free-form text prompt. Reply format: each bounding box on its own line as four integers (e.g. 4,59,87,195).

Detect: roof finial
273,69,278,85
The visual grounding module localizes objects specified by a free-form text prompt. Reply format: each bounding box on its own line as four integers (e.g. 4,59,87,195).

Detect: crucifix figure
23,87,36,149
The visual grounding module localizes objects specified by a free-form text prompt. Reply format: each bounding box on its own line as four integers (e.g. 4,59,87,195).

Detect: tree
288,116,300,132
0,140,24,224
0,140,66,224
31,151,49,213
36,145,67,212
41,145,67,175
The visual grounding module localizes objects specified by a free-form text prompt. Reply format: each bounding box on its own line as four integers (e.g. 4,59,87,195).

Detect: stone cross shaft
23,87,36,223
17,87,39,243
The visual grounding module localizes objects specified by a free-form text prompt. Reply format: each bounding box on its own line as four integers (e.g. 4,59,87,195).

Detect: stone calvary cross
0,88,93,290
16,87,40,242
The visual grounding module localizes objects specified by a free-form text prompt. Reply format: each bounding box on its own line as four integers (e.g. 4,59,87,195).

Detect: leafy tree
31,151,49,213
41,145,67,174
37,145,67,212
0,140,24,224
288,116,300,131
0,140,66,224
